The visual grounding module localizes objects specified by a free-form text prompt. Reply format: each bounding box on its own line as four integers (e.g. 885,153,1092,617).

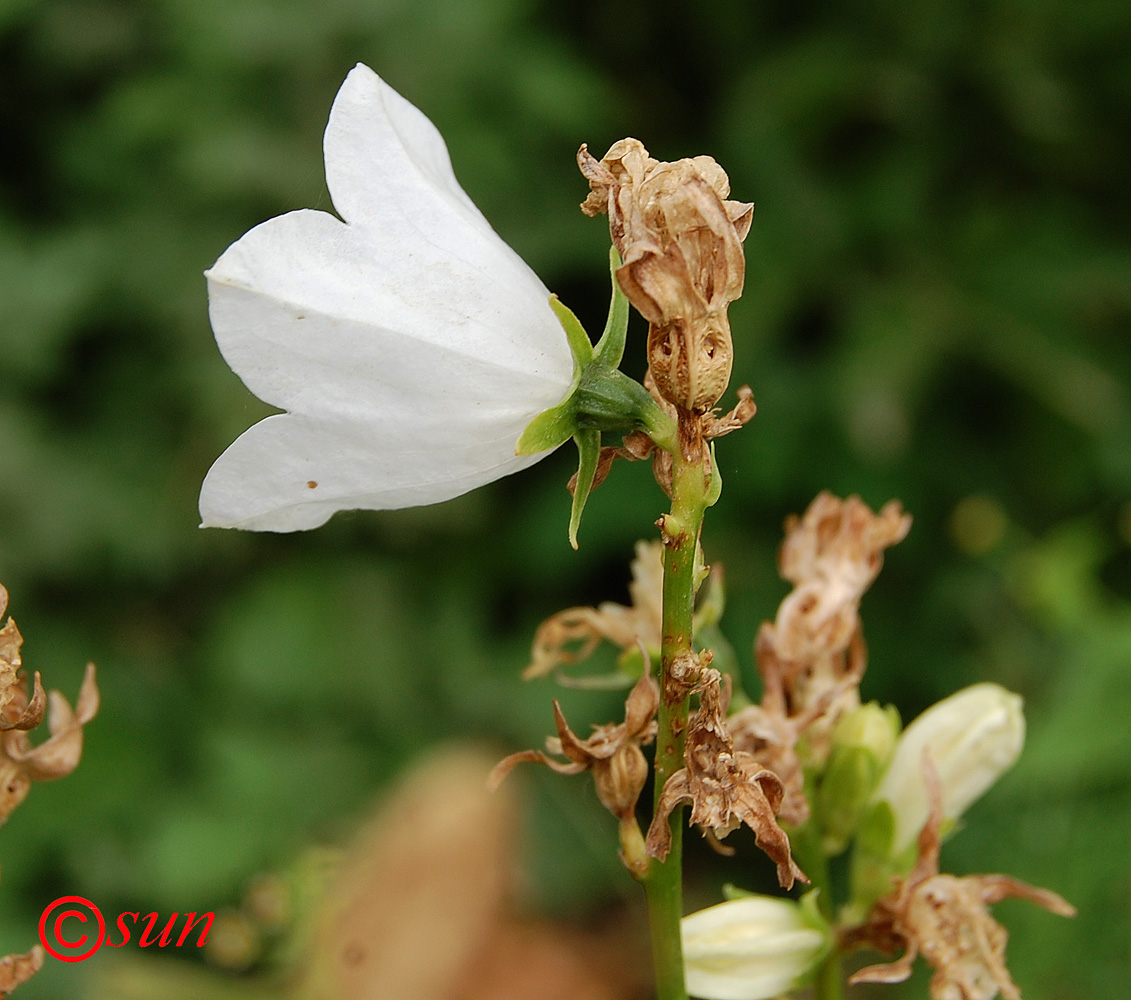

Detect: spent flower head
579,139,752,415
849,758,1074,1000
200,64,574,531
489,673,659,825
646,669,805,889
0,586,99,825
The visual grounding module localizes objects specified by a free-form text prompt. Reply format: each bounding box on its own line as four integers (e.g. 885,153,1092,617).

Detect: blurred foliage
0,0,1128,996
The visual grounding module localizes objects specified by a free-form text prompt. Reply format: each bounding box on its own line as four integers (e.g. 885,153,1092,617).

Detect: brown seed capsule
579,140,752,413
647,313,734,415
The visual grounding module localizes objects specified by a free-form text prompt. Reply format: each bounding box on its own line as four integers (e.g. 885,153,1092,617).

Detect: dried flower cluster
489,674,659,827
523,540,664,682
579,139,752,418
645,669,804,889
0,584,99,996
727,492,911,826
848,760,1075,1000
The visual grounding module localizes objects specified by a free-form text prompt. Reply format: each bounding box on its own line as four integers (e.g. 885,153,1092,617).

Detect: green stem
644,437,713,1000
791,820,845,1000
815,949,845,1000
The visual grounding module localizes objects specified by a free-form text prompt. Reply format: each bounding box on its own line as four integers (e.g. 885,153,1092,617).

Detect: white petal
682,897,828,1000
324,63,482,227
205,209,568,418
200,413,547,531
200,66,573,530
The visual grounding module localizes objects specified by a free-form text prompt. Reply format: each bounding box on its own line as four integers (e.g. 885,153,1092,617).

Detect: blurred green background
1,0,1128,996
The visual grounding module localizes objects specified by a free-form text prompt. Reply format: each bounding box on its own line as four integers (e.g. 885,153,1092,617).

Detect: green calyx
517,247,677,549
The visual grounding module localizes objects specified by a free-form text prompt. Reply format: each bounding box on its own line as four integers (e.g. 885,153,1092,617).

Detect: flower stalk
644,436,716,1000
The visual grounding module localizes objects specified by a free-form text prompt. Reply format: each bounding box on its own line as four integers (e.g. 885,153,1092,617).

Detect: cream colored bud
682,895,830,1000
874,683,1025,855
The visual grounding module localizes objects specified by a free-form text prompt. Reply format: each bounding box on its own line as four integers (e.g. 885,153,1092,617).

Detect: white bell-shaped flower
682,894,830,1000
200,64,573,531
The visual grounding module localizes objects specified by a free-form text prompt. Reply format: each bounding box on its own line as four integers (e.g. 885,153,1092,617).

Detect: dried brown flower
726,691,818,829
0,585,98,997
758,493,911,763
0,590,46,734
524,541,664,681
644,671,805,888
578,139,752,415
848,758,1075,1000
0,946,43,997
0,586,99,825
490,674,659,823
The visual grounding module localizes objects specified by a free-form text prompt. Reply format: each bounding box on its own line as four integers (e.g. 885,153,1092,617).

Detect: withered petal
0,944,44,993
487,749,586,793
0,672,46,732
850,946,919,986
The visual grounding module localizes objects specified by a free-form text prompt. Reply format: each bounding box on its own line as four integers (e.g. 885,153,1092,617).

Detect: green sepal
550,295,593,370
721,882,756,901
593,245,629,366
518,246,677,546
568,429,601,550
817,745,884,856
516,400,577,455
816,702,901,856
792,890,835,989
705,444,723,506
843,800,901,925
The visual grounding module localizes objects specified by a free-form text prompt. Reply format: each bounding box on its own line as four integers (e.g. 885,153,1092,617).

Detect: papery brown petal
0,762,31,825
850,947,918,986
487,749,586,793
0,673,46,732
643,771,691,860
6,667,99,781
623,674,660,738
732,760,805,889
974,874,1077,917
524,608,606,680
725,200,755,241
0,619,20,672
0,944,44,994
551,701,597,766
74,663,99,724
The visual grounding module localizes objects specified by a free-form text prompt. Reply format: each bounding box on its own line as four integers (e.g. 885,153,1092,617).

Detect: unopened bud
874,683,1024,856
682,893,830,1000
817,702,900,855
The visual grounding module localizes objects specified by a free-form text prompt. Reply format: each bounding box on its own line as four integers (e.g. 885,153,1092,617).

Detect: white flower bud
681,895,830,1000
874,682,1025,856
